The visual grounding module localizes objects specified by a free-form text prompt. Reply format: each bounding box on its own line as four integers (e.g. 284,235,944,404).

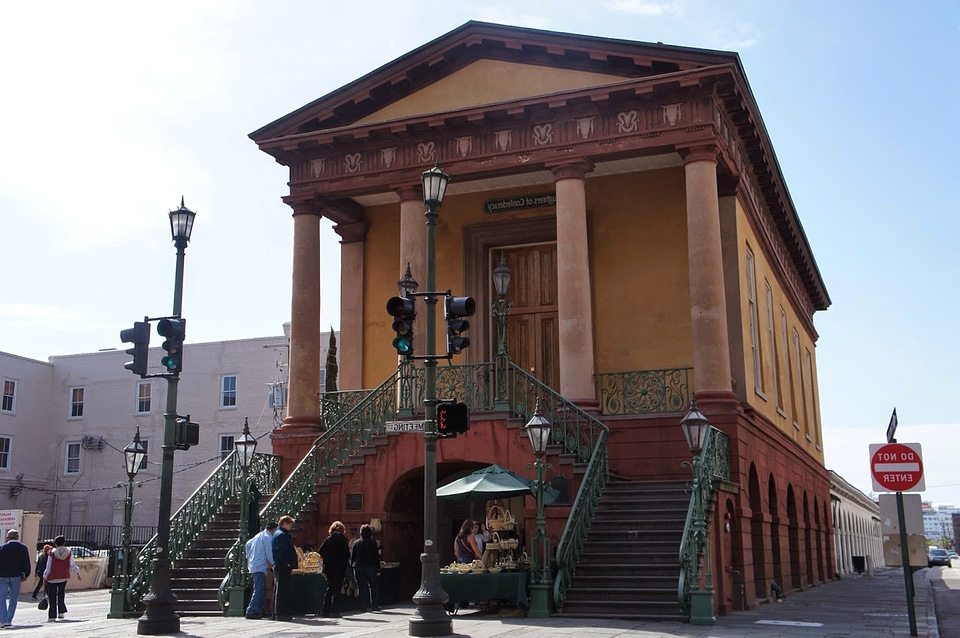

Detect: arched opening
803,492,813,586
748,464,766,600
787,486,801,590
768,475,783,593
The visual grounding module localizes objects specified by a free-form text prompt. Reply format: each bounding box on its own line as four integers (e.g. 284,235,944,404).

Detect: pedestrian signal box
437,401,469,437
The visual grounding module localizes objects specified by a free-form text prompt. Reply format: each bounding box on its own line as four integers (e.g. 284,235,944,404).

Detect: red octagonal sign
869,442,925,493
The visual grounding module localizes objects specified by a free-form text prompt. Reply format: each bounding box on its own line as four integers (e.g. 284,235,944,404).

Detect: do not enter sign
869,442,925,493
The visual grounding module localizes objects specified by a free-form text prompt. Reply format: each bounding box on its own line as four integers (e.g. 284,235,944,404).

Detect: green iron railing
400,361,495,413
677,426,730,615
595,367,693,416
320,389,371,424
128,450,279,608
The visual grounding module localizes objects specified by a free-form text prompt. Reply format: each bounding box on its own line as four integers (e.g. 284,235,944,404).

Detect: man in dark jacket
0,529,32,628
271,516,298,619
318,521,350,618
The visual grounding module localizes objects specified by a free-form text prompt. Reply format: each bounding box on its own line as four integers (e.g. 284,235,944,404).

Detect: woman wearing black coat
318,521,350,618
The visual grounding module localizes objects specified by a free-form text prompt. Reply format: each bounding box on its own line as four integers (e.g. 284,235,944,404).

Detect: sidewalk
4,568,937,637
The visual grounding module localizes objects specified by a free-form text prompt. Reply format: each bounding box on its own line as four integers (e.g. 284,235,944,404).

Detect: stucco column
399,186,426,293
552,162,596,403
284,203,323,430
335,221,369,390
683,146,733,394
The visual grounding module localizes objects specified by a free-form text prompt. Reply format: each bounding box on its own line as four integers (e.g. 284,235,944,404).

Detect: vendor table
288,566,402,616
440,571,529,613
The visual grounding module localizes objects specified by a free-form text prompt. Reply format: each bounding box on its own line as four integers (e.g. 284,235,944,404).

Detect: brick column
552,162,596,404
273,202,322,479
335,221,369,390
683,146,733,396
398,186,426,295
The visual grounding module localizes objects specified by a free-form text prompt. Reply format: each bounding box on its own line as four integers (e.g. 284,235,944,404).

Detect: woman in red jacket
42,536,80,622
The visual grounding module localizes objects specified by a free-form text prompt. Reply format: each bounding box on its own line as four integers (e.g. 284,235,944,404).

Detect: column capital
334,221,369,244
679,144,721,165
549,161,592,181
396,184,422,204
283,196,325,217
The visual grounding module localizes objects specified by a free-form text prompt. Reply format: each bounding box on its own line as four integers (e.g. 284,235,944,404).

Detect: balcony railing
595,367,693,415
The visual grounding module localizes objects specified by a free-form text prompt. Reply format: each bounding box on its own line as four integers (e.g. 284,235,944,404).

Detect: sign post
870,437,924,637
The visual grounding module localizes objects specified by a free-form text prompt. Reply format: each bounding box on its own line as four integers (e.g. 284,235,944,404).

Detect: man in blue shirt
0,529,31,629
244,521,277,620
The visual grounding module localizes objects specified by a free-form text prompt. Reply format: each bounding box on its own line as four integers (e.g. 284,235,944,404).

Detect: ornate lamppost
226,418,258,616
139,198,195,635
491,252,512,410
397,264,419,417
524,398,554,617
679,395,715,625
408,164,452,637
108,427,147,618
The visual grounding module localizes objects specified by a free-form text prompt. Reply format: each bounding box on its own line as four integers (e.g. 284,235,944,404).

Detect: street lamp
108,427,146,618
399,262,419,297
227,418,258,616
139,198,195,635
409,164,453,637
491,253,513,410
524,398,554,617
679,395,715,625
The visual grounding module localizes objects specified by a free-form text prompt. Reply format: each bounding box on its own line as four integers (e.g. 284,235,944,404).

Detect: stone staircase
558,479,688,621
169,502,245,616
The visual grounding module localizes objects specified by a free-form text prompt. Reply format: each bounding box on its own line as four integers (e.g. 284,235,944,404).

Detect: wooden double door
498,243,560,392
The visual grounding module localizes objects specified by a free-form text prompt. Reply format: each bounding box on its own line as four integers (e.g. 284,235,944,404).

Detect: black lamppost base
408,603,452,637
137,594,180,634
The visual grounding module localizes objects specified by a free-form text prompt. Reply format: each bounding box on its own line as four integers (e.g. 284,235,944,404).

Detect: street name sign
869,442,925,493
886,408,898,443
385,420,426,433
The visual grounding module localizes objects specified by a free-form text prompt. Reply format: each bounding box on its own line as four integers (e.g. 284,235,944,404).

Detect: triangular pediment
355,59,626,125
250,21,738,142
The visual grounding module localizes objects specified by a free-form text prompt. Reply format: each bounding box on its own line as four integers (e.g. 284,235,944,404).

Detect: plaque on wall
483,193,556,214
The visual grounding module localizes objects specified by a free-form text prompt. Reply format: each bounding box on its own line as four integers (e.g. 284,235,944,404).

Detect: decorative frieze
616,110,639,133
454,136,473,158
532,123,554,146
494,130,513,151
416,142,437,164
574,116,595,139
344,153,362,174
380,147,397,168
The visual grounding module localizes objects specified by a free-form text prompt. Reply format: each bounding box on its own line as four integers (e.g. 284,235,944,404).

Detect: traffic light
437,401,470,437
157,318,186,374
174,416,199,450
120,321,150,377
444,296,476,355
386,296,416,357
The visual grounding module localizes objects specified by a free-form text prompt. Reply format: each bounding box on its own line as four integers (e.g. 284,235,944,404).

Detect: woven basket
487,504,508,530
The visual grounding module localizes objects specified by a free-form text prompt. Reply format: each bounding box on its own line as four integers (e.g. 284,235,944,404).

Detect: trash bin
852,556,865,574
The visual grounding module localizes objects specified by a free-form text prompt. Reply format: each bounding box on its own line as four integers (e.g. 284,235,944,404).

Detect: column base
107,588,128,619
408,602,453,636
225,586,246,617
688,589,716,625
527,580,554,618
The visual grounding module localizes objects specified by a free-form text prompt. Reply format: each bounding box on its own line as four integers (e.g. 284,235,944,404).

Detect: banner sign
483,192,556,214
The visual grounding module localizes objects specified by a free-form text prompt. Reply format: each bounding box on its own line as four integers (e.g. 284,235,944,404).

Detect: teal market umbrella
436,463,559,504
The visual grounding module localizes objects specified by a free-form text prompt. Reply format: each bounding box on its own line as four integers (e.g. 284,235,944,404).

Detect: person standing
244,521,276,619
0,529,31,629
32,544,52,598
318,521,350,618
271,516,298,620
473,522,490,557
351,524,381,612
42,535,81,622
455,519,481,563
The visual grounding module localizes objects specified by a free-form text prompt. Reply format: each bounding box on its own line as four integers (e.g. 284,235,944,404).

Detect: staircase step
564,586,676,603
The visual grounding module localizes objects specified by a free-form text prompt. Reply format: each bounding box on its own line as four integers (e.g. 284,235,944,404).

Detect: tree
325,327,338,394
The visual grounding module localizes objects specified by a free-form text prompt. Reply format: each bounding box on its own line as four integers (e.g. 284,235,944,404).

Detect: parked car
928,548,951,567
949,551,958,561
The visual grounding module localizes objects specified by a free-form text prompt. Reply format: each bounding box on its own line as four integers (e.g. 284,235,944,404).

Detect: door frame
463,216,557,364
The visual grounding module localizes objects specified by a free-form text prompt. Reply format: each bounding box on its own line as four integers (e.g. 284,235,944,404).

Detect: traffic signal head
445,296,476,355
386,296,416,357
437,401,470,437
157,318,186,374
120,321,150,377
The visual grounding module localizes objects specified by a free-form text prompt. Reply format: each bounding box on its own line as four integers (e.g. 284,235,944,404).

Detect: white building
830,470,885,575
923,503,957,545
0,326,338,543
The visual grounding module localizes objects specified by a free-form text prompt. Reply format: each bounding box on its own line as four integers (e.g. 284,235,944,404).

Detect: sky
2,1,958,505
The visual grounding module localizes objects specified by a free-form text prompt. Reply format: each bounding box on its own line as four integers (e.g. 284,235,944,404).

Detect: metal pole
138,240,186,635
896,490,918,636
492,296,512,411
108,478,135,618
409,200,452,637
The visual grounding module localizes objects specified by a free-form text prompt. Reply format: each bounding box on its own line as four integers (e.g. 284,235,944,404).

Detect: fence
37,525,158,549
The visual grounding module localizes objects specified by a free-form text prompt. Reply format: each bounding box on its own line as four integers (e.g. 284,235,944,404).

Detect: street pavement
2,567,946,637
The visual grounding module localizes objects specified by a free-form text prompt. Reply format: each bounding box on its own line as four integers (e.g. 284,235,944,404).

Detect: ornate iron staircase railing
677,425,730,617
126,450,279,608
